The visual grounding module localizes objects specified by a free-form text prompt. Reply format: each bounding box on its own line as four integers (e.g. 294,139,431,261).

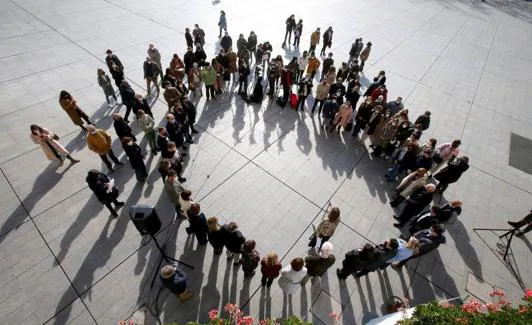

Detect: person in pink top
431,139,461,174
332,101,353,133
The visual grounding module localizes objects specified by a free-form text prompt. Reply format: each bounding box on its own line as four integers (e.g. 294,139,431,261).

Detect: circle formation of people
30,10,482,303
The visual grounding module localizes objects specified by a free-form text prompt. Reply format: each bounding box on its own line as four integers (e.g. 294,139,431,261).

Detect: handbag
308,233,317,247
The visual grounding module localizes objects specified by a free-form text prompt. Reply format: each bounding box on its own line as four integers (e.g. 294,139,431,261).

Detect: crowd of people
28,9,530,308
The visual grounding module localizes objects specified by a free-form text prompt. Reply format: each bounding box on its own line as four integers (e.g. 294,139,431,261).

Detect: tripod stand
473,227,517,262
149,233,194,269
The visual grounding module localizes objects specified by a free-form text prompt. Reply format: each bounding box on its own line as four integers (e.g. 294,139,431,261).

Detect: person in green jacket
200,62,217,101
137,109,158,155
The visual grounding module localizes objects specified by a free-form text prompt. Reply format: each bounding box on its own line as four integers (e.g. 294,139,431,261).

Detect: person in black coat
394,184,436,227
121,137,147,181
165,113,187,152
183,47,195,74
194,44,207,67
320,26,333,56
414,111,431,131
336,243,375,279
296,76,313,111
182,99,198,134
112,113,136,141
207,216,225,254
394,225,446,268
185,28,194,48
282,15,296,47
352,98,373,137
408,205,442,235
413,148,434,171
385,142,418,182
186,203,209,245
237,59,250,95
220,31,233,52
438,200,462,224
357,239,399,276
247,31,258,63
222,221,246,264
118,80,136,122
163,68,178,88
132,94,153,119
105,49,124,87
160,263,193,302
86,169,124,217
434,156,469,193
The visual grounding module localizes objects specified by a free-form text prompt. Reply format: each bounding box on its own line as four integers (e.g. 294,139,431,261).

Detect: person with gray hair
393,184,436,228
160,263,193,302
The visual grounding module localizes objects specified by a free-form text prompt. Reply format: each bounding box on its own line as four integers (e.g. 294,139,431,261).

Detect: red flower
455,317,468,324
224,303,238,314
525,289,532,300
329,312,341,321
208,309,219,321
519,305,528,314
238,316,254,325
486,303,499,313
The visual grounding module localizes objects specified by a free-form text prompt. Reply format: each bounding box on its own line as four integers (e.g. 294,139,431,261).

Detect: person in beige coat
332,101,353,132
30,125,79,165
311,80,330,115
86,125,122,171
59,90,94,131
389,168,428,207
359,42,372,72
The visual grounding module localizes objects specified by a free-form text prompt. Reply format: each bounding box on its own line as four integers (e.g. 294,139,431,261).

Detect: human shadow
447,220,483,279
239,276,252,315
198,254,222,322
355,276,378,324
232,95,246,145
338,280,355,325
353,155,397,204
296,114,312,155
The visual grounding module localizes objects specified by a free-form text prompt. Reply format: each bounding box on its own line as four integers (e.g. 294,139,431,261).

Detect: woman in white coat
278,257,307,295
30,124,79,165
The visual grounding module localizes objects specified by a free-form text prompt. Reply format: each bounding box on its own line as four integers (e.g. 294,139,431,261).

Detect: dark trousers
205,85,215,100
283,29,292,44
124,104,133,121
268,79,278,96
360,60,366,71
238,79,248,94
261,275,275,286
352,119,367,136
297,96,307,110
309,44,316,54
100,149,120,169
311,99,325,114
104,198,120,215
293,35,300,47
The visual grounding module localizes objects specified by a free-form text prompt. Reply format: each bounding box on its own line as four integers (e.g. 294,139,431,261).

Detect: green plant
398,289,532,325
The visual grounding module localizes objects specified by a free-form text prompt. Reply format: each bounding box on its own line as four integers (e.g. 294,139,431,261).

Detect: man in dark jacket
183,47,195,74
336,243,375,280
395,225,446,267
408,205,442,235
222,221,246,264
113,113,136,141
302,242,335,285
386,97,404,115
329,77,346,99
357,239,399,276
434,156,469,193
363,77,380,97
118,80,136,122
160,263,193,302
143,57,160,95
247,31,258,63
394,184,436,227
320,27,333,56
282,15,296,47
105,49,124,87
352,98,373,136
267,60,280,97
414,111,431,131
185,27,193,48
166,113,187,152
220,31,233,52
321,96,340,130
86,169,124,216
438,200,462,224
194,44,207,67
348,38,364,65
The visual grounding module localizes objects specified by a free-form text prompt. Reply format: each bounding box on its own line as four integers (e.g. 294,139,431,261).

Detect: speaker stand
150,233,194,269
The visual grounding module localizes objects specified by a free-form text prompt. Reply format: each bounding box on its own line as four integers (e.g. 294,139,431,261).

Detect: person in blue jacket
160,263,193,302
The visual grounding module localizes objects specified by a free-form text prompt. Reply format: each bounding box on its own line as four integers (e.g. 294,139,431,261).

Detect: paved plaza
0,0,531,324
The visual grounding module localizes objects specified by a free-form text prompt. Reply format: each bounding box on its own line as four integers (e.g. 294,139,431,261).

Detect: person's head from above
422,148,433,157
406,142,417,152
331,95,337,102
111,113,121,121
194,24,199,29
328,52,333,58
160,265,175,279
424,110,431,117
190,202,201,215
166,113,175,123
384,110,391,118
167,141,176,152
428,138,437,147
250,31,255,36
207,216,220,232
425,183,436,193
336,77,343,84
265,252,279,265
450,200,463,208
120,80,130,88
376,95,384,103
86,125,97,134
149,43,155,50
97,68,105,76
373,77,378,82
361,243,375,256
195,43,202,50
327,26,332,31
185,27,190,33
328,207,341,222
431,205,441,215
228,221,239,231
30,124,42,135
460,156,469,164
431,224,444,236
290,257,304,271
158,126,167,136
298,19,303,24
289,14,294,19
224,31,229,36
395,96,403,104
385,238,399,250
181,189,192,201
379,70,385,76
204,62,211,67
135,93,143,101
121,136,135,147
320,242,334,258
302,50,308,57
166,169,177,181
243,239,256,252
367,42,372,46
160,158,171,169
402,120,410,128
106,49,113,57
451,139,462,148
86,169,101,181
220,10,225,15
416,168,427,176
59,90,71,99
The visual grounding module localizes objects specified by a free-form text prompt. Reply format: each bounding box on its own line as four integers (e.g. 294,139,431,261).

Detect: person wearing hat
359,42,372,72
301,242,335,285
160,263,193,302
105,49,124,87
309,27,321,54
147,44,164,84
86,125,123,172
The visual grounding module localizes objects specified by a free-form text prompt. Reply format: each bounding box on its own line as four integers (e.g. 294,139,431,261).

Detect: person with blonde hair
160,263,193,302
260,252,282,287
207,216,225,254
385,237,419,266
310,202,340,249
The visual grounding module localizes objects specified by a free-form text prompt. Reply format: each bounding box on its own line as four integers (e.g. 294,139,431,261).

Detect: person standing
97,68,117,105
320,27,333,56
105,49,124,87
297,51,309,83
86,169,124,217
266,58,281,97
307,53,320,80
86,125,122,171
241,240,261,277
247,31,258,64
384,143,418,182
352,97,373,137
310,203,340,249
226,47,238,83
282,15,296,48
137,109,158,155
162,81,183,112
207,216,225,254
143,57,160,96
434,156,469,193
332,101,353,133
184,28,194,48
200,62,217,101
348,38,364,65
170,54,185,80
160,263,194,302
278,258,307,296
321,95,340,130
133,93,153,119
508,210,532,237
218,10,227,38
193,24,206,46
188,63,202,97
311,80,330,116
301,242,335,285
293,19,303,47
194,44,207,67
30,125,79,165
147,44,164,83
386,97,404,116
321,53,334,81
261,252,282,287
165,169,186,218
220,31,233,52
359,42,372,72
393,184,436,228
222,221,246,264
59,90,94,131
118,81,136,122
431,140,461,173
296,76,313,111
390,168,428,207
121,137,147,181
414,111,431,131
113,113,136,141
237,59,250,95
309,27,320,54
187,203,209,245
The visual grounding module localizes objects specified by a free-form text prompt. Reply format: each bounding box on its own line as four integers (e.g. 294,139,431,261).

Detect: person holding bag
309,202,340,249
86,169,124,217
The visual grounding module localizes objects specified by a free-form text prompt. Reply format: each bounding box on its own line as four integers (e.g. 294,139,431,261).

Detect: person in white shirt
278,257,307,295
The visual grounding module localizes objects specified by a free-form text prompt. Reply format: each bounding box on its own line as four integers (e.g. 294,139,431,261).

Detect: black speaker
129,205,161,236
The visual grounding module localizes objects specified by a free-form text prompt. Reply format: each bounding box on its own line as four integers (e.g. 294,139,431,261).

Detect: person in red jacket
260,251,282,287
370,84,388,103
